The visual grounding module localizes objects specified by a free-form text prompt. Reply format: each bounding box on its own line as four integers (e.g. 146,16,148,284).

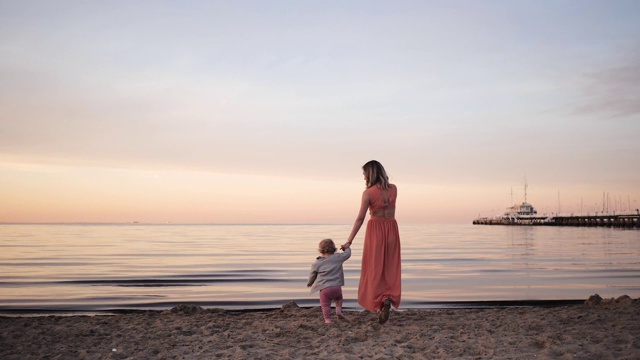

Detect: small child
307,238,351,323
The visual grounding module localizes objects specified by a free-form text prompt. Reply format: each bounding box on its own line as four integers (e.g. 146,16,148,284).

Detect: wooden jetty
473,213,640,228
551,214,639,228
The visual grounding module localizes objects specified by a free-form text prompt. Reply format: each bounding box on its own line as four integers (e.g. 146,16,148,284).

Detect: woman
342,160,401,324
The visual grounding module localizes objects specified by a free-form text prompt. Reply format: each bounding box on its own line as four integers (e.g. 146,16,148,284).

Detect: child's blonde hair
318,238,337,255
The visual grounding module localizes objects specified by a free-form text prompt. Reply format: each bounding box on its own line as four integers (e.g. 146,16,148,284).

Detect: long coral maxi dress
358,184,402,311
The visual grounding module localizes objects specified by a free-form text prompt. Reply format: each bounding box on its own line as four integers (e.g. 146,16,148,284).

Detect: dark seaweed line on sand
0,299,586,315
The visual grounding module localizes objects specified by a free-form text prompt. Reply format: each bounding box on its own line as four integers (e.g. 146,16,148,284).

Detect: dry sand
1,295,639,359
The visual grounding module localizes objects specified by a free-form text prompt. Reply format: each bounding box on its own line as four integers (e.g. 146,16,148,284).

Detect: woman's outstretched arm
343,190,369,249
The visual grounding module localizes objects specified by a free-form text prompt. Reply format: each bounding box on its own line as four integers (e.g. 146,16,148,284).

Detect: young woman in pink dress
341,160,401,324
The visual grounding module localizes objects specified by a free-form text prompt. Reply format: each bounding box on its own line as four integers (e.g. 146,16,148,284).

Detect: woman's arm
342,190,369,249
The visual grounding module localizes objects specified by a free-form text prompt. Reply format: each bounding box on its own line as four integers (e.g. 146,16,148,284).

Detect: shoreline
0,298,588,317
1,295,639,359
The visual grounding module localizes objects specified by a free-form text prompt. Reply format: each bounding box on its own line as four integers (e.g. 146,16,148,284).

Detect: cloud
570,54,640,119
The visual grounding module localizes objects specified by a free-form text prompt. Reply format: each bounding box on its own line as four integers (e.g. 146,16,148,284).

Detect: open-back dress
358,183,402,311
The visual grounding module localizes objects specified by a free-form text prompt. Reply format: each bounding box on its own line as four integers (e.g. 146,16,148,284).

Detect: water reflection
0,223,639,311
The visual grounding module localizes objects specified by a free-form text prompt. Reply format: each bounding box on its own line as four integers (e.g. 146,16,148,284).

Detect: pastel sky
1,1,639,224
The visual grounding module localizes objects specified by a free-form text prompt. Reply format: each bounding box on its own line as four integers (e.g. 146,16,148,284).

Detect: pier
552,214,639,228
473,212,640,228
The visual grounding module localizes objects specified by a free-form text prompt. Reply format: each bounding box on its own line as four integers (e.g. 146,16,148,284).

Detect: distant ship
473,182,552,225
473,182,639,228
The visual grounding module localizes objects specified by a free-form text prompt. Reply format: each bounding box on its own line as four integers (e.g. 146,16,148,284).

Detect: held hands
340,241,352,251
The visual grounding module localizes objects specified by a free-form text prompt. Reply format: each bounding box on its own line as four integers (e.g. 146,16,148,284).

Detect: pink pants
319,285,343,323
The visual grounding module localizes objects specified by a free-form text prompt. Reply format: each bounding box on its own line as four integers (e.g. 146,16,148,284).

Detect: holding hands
340,241,352,251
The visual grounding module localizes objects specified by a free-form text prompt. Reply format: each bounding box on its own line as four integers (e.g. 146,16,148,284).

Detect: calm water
1,223,639,312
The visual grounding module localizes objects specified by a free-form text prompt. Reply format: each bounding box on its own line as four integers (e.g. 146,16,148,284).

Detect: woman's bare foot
378,298,391,324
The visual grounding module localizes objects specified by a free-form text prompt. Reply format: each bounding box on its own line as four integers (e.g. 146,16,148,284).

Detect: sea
1,223,639,313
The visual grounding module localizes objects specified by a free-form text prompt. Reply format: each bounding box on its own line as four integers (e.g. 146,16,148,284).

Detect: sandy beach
1,295,639,359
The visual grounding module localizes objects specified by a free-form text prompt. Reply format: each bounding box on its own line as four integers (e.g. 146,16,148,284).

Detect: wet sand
1,295,639,359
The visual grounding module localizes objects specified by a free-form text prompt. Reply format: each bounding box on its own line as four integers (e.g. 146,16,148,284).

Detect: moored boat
473,182,553,225
473,201,553,225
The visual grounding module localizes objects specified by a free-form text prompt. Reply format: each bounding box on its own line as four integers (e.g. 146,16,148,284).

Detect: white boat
473,183,553,225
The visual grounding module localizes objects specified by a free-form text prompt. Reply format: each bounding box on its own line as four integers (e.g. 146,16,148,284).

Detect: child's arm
341,247,352,261
307,270,318,287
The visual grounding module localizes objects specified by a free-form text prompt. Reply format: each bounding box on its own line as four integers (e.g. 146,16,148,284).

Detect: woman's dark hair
362,160,389,189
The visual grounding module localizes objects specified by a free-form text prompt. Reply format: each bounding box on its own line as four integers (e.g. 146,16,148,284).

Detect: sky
1,0,639,224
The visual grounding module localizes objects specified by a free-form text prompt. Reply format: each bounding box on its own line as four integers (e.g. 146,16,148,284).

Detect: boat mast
558,189,562,215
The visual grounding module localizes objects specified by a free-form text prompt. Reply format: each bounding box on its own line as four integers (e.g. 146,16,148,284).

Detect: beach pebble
585,294,602,306
169,304,203,315
616,295,633,304
281,301,300,311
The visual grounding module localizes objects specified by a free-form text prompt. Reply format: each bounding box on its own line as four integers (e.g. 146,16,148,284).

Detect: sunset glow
1,1,639,224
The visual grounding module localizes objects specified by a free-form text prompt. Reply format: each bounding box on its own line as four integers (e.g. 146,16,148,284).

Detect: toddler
307,238,351,323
